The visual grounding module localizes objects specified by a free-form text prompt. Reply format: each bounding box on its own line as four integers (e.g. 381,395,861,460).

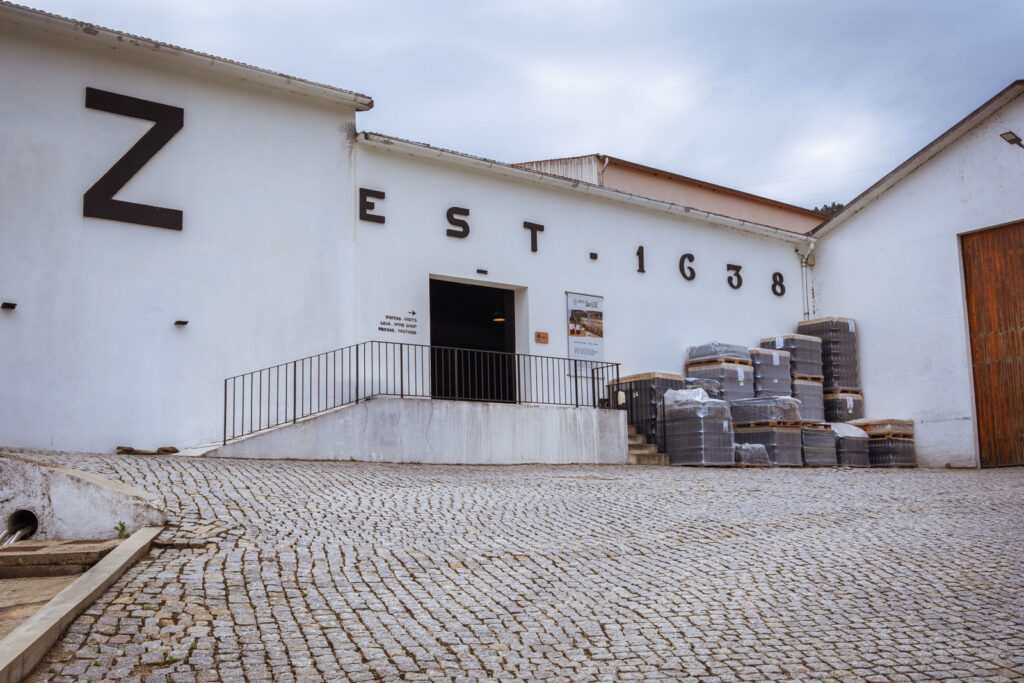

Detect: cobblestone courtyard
14,454,1024,682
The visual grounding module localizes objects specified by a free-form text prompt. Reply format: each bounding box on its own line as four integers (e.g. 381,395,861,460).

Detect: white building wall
812,94,1024,468
0,21,360,451
355,144,806,378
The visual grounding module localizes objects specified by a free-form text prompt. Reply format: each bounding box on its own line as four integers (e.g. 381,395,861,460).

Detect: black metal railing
223,340,621,444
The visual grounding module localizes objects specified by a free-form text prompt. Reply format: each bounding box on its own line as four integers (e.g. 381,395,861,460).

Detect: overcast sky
27,0,1024,209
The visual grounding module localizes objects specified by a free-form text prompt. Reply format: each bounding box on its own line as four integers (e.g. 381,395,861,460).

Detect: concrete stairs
627,425,668,465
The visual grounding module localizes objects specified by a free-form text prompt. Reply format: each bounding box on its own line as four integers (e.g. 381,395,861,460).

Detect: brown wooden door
962,220,1024,467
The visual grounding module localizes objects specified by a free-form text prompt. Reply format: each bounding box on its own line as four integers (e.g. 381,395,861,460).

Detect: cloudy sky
27,0,1024,209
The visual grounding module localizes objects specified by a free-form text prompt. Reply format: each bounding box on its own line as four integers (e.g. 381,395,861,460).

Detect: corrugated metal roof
0,1,373,110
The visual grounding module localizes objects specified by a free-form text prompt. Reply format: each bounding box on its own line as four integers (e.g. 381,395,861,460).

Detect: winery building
1,2,1022,468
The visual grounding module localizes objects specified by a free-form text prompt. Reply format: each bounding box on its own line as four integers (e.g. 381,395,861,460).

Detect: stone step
628,424,638,436
627,434,646,446
628,451,669,466
628,443,658,457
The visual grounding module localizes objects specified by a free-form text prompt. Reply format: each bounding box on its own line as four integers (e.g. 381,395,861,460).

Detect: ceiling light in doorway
491,309,506,323
999,131,1023,148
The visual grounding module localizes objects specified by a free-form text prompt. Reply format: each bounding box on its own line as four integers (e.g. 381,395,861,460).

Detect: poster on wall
567,292,604,361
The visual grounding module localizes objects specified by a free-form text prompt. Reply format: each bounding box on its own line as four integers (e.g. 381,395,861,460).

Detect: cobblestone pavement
12,452,1024,682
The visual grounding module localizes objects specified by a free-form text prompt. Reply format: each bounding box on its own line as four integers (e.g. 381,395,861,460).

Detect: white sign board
567,292,604,361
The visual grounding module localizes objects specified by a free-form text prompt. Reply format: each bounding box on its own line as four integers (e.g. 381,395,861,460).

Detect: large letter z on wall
84,87,184,230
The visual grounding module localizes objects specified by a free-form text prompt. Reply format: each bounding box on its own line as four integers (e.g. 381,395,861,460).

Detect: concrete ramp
209,397,628,464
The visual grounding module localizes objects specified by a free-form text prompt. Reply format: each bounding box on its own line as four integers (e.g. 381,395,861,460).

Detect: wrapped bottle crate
830,423,870,467
658,389,734,466
684,362,755,403
792,378,825,422
733,425,803,466
824,392,864,422
796,317,860,391
734,443,772,466
759,333,823,378
749,348,792,397
802,425,838,466
868,437,916,467
686,341,752,365
731,396,802,425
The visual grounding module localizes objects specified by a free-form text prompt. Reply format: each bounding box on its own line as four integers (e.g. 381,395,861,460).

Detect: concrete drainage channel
0,526,163,683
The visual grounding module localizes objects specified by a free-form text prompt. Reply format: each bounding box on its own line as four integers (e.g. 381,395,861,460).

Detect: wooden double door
962,220,1024,467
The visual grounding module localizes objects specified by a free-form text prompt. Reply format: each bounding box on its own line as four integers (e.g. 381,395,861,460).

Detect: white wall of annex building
812,94,1024,468
355,145,806,378
0,23,359,451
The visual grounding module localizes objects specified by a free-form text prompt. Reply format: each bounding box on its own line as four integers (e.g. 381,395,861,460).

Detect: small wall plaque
535,331,549,344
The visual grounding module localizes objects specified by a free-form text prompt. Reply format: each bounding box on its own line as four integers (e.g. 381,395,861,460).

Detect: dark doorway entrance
429,279,516,402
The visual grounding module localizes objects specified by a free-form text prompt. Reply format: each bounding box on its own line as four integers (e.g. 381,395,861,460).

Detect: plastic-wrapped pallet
733,426,803,466
830,422,870,467
658,389,734,466
848,418,914,437
684,363,754,403
684,377,722,400
686,341,751,365
796,317,860,391
615,372,688,446
734,443,772,466
824,392,864,422
792,379,825,422
760,334,823,378
868,437,916,468
802,426,837,466
749,348,792,397
730,396,802,426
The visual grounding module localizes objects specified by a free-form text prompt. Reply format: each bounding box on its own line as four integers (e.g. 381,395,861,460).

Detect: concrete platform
0,539,122,579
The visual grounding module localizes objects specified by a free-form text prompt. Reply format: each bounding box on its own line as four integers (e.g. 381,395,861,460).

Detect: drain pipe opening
2,509,39,546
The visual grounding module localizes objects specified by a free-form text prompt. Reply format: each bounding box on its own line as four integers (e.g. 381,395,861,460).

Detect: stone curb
0,526,163,683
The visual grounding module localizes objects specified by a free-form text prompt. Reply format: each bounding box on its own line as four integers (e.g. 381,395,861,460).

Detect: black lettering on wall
523,221,544,252
727,263,743,289
446,207,470,238
679,253,695,280
359,188,386,223
772,272,786,296
636,246,645,273
83,87,184,230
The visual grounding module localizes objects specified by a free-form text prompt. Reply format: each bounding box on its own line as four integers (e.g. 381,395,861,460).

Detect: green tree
813,201,845,217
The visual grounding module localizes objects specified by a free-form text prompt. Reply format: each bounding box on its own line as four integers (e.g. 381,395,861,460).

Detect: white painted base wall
210,397,628,465
0,453,166,540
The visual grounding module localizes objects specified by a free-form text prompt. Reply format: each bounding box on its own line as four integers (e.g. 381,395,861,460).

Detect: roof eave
0,1,374,111
358,132,813,246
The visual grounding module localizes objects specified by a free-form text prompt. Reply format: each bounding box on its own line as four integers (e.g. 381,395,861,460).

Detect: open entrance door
429,279,516,402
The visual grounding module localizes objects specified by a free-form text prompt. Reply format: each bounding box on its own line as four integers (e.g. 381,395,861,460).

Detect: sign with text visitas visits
567,292,604,361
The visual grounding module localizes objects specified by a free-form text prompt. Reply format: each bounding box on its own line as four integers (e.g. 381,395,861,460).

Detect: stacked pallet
796,317,860,392
849,419,916,468
801,424,838,466
733,426,803,466
734,442,772,466
792,378,825,422
659,389,735,466
830,422,871,467
825,392,864,422
749,348,792,397
684,342,754,403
